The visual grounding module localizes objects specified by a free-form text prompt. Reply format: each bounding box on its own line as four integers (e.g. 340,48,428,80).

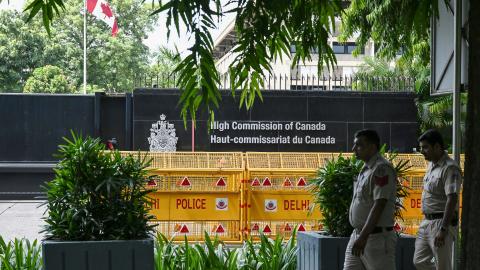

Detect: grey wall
0,90,419,199
0,94,95,162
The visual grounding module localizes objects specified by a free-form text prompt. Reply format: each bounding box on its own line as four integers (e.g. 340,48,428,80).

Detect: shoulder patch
374,165,391,187
374,175,389,187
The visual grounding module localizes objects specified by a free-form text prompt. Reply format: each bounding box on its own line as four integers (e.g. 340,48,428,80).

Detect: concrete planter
42,238,154,270
297,232,416,270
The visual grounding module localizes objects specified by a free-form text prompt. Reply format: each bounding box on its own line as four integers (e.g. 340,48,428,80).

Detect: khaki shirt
421,152,462,214
349,153,397,229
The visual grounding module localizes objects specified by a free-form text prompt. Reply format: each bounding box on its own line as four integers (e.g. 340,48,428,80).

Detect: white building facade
213,20,375,90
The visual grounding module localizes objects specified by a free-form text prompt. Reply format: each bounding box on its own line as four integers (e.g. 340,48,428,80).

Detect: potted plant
297,148,415,270
41,133,155,270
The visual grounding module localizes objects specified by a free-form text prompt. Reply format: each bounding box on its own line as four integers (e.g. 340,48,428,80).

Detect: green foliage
310,147,411,237
47,0,158,92
154,231,296,270
351,57,414,91
82,83,106,94
23,65,76,93
1,0,158,93
0,10,47,92
412,62,468,141
0,236,42,270
42,132,155,240
147,47,182,88
340,0,468,146
227,1,341,111
353,55,467,148
0,232,296,270
135,0,341,124
310,154,363,237
21,0,448,126
340,0,439,61
155,232,238,270
239,231,297,270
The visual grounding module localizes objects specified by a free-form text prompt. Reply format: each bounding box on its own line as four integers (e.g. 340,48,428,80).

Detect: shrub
310,154,363,237
23,65,76,94
239,231,297,270
0,236,42,270
42,132,155,240
154,231,297,270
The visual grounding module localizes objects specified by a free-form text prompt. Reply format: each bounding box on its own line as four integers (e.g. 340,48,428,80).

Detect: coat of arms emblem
148,114,178,152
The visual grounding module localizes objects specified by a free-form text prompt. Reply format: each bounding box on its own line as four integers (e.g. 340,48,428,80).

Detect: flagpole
83,0,87,94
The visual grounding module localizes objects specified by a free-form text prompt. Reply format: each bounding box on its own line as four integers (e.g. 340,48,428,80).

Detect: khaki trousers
344,229,397,270
413,219,456,270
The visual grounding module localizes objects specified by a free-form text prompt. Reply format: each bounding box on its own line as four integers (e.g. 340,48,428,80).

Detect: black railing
134,73,416,92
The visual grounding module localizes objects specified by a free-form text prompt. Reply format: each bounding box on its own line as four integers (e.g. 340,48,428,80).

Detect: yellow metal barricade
117,151,464,241
401,190,424,220
245,152,328,239
120,151,245,243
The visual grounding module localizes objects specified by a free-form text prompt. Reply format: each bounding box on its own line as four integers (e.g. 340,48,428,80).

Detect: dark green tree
147,46,181,88
0,0,158,92
0,10,46,92
23,65,76,93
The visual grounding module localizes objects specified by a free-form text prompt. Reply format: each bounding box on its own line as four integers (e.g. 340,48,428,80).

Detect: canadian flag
87,0,119,36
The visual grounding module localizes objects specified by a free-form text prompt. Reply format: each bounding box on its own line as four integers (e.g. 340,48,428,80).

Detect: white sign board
431,0,469,96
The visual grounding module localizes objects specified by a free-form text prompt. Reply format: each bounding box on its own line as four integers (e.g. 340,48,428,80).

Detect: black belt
424,212,459,226
371,226,394,234
425,213,444,220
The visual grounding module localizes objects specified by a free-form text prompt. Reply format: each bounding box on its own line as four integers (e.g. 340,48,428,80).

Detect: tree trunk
461,0,480,268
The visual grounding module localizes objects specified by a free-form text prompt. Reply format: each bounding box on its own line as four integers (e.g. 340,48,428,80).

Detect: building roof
213,19,236,59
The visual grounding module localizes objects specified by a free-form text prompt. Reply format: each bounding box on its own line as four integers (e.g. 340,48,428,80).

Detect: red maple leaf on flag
101,3,113,18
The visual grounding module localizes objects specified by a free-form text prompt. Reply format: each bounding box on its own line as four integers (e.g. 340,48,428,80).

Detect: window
346,44,357,54
332,42,364,54
333,42,346,54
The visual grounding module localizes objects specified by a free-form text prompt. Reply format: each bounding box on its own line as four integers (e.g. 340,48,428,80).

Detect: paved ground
0,201,46,242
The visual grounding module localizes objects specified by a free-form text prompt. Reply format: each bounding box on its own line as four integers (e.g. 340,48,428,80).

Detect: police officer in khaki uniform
344,129,398,270
413,130,462,270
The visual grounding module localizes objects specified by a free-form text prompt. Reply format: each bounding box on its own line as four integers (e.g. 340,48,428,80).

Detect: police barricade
117,151,464,241
243,152,346,239
119,151,245,243
245,152,464,239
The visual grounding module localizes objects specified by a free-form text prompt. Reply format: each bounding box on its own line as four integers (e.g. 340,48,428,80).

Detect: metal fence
134,73,416,92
